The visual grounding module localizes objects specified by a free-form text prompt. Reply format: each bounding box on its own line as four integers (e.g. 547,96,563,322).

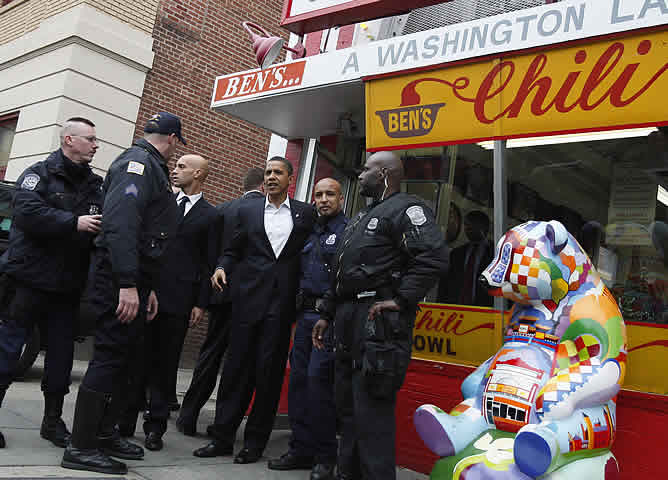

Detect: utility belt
295,290,326,312
340,285,394,302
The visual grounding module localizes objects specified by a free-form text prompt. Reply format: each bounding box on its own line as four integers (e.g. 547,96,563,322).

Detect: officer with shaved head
268,178,347,480
314,151,448,479
121,153,219,452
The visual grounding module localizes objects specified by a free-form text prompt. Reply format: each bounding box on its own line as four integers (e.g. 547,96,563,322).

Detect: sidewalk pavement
0,355,427,479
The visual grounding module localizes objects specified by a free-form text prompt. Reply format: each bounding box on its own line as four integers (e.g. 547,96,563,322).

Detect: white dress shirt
264,196,293,258
176,191,202,216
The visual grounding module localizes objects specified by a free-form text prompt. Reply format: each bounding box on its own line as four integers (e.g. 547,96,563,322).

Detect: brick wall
0,0,157,46
87,0,159,35
132,0,288,367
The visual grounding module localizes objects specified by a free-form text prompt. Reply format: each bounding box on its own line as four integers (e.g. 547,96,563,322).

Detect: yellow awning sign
367,30,668,151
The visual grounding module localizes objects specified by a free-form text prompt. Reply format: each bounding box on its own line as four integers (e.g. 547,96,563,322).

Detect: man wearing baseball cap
62,112,184,474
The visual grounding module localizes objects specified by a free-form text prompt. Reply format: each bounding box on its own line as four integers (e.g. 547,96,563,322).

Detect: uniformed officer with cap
61,112,183,475
313,151,448,480
0,117,103,449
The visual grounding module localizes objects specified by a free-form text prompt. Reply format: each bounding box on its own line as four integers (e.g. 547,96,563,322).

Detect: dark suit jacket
220,195,316,326
155,194,219,316
438,241,494,308
209,190,264,306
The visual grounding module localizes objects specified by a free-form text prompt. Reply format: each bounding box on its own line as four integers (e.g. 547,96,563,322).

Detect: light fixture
476,127,658,150
242,21,306,69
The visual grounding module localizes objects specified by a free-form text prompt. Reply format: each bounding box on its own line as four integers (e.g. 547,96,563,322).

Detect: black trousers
0,283,78,395
179,304,231,425
142,311,190,434
81,252,148,397
209,288,292,452
334,298,411,480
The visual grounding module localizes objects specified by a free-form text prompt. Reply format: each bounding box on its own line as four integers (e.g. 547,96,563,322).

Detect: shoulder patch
127,161,145,176
125,183,139,197
406,205,427,226
20,173,40,191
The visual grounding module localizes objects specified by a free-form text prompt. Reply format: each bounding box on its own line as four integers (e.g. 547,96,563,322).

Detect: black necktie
179,196,190,216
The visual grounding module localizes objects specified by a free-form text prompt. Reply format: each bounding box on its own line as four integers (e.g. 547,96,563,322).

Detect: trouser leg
307,326,337,464
243,294,292,452
335,353,360,479
0,284,39,392
353,370,398,480
145,312,187,436
179,305,230,425
208,319,257,447
40,296,77,396
287,311,314,457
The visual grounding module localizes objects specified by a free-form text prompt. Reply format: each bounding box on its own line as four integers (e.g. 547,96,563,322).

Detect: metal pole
493,139,507,314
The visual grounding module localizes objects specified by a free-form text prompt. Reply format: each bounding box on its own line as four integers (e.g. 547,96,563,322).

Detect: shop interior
306,126,668,325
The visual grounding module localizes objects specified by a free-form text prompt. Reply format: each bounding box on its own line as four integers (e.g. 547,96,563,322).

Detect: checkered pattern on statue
538,336,603,410
509,239,547,299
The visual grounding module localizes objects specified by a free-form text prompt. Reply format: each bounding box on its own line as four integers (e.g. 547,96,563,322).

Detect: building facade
0,0,290,364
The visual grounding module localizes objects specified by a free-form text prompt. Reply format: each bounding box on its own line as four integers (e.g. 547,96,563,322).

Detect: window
346,143,495,308
505,126,668,325
0,113,18,181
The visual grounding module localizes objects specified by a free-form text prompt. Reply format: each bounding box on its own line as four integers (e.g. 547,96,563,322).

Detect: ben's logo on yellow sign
375,101,445,138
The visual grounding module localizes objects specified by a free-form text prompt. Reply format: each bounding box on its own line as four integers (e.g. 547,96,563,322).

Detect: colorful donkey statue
414,220,626,479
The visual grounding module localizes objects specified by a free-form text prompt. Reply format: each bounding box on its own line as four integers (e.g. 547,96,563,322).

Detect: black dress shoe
144,432,163,451
234,447,263,464
40,416,71,448
193,440,233,458
99,434,144,460
176,418,196,436
311,463,336,480
62,447,128,474
268,451,313,470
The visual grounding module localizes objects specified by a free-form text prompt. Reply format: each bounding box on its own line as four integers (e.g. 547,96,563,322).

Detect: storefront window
506,127,668,325
346,143,495,307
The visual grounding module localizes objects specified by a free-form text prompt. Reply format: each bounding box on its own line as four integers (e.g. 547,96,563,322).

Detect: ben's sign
411,304,502,366
367,30,668,151
213,61,306,102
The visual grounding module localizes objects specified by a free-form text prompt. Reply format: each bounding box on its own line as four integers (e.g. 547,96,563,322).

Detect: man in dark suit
438,210,493,307
194,156,315,464
176,167,265,436
136,154,218,451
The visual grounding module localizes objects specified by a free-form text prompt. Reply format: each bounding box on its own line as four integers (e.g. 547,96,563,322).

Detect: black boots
97,392,144,460
61,385,127,475
40,393,71,447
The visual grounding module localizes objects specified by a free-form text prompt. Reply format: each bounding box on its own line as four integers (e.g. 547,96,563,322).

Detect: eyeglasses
70,135,98,143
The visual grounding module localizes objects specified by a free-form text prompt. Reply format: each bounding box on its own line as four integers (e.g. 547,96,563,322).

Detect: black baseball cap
144,112,187,145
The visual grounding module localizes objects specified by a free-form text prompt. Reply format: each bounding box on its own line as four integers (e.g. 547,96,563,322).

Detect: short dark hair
66,117,95,128
267,156,294,176
243,167,265,191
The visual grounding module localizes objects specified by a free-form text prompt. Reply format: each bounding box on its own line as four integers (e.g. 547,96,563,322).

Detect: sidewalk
0,356,426,479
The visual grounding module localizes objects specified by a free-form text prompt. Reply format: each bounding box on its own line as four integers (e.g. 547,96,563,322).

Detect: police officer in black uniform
61,112,183,475
268,178,347,480
313,151,448,480
0,117,103,450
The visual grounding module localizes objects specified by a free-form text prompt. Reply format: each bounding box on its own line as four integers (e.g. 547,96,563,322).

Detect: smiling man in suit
136,154,218,451
195,156,315,463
